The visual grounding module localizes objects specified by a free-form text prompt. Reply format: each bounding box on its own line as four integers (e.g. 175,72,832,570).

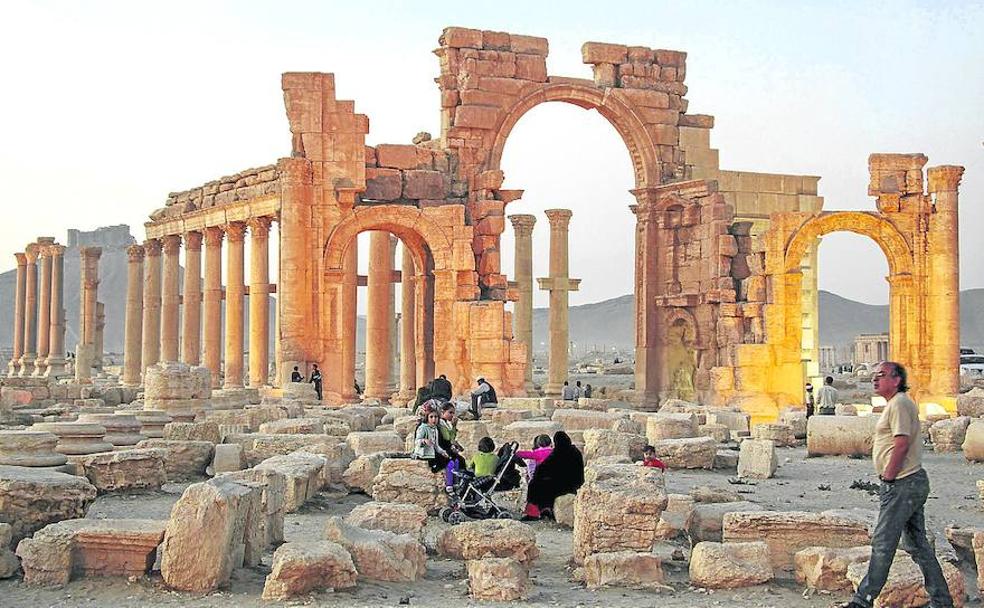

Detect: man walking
817,375,838,415
840,361,953,608
309,363,323,401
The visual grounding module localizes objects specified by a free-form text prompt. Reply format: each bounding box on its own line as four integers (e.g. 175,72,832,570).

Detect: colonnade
7,238,68,378
122,217,274,389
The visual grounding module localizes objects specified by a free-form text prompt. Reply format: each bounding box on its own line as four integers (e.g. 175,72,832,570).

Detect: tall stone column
44,244,67,377
248,217,272,388
8,253,27,376
202,227,224,388
927,165,965,396
339,241,359,402
19,243,40,377
33,238,55,377
398,246,417,401
508,214,536,389
364,231,394,402
537,210,580,397
224,222,247,389
122,244,145,386
388,236,399,396
94,302,105,372
75,247,101,383
160,234,182,363
181,231,203,365
141,240,163,375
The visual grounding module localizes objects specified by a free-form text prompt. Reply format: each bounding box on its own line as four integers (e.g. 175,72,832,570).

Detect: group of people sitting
412,375,498,420
561,380,592,401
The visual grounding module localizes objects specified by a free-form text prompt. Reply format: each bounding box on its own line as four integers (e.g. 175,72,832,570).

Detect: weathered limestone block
846,552,966,608
343,452,390,492
962,420,984,461
738,439,778,479
75,448,166,493
136,439,212,479
498,396,554,417
144,361,212,399
582,428,647,461
345,501,428,538
577,397,616,411
323,516,426,582
393,415,420,438
649,436,716,469
689,541,773,589
572,463,668,563
259,417,325,435
437,519,538,564
75,413,145,446
794,545,871,591
706,409,751,434
956,387,984,417
226,432,342,467
944,525,982,564
835,403,858,416
221,467,287,546
133,410,172,439
160,477,263,592
645,412,698,442
14,521,74,585
778,408,808,438
490,408,534,426
295,439,356,485
0,430,68,467
552,409,625,432
254,452,327,512
689,485,750,505
163,421,220,444
0,466,97,543
455,420,490,450
31,422,113,455
928,416,971,452
714,449,739,470
698,423,731,443
655,493,695,541
281,381,320,404
583,550,664,589
554,493,576,528
722,511,871,575
211,443,244,474
261,540,357,600
974,531,984,593
346,431,404,456
807,415,877,457
243,405,288,431
685,501,764,543
752,423,796,447
500,420,562,445
466,557,530,600
371,458,445,511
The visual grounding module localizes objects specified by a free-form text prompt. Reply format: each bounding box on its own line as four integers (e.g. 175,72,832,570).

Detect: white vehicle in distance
960,354,984,376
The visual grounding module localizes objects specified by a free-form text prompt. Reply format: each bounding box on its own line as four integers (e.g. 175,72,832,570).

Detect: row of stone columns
122,217,273,388
7,238,68,378
509,209,579,398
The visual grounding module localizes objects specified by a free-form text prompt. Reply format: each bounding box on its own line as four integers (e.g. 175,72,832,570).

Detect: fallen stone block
75,448,166,493
160,477,263,592
738,438,778,479
807,415,877,457
370,457,444,511
646,412,698,443
685,500,764,543
323,516,425,582
466,557,530,600
945,525,982,564
714,449,739,470
163,421,220,444
259,417,325,435
846,552,966,607
698,423,731,443
583,550,664,589
751,423,796,447
554,493,576,528
794,545,871,591
705,409,750,434
655,493,695,541
211,443,244,474
956,387,984,417
582,428,647,462
0,465,98,543
345,501,428,538
343,452,390,493
963,420,984,462
778,408,808,438
552,409,625,432
0,523,16,579
689,541,773,588
649,436,716,469
573,463,668,563
437,519,538,564
929,416,971,452
722,511,871,576
254,452,327,512
974,530,984,593
261,540,357,600
500,420,562,445
136,439,213,480
220,467,288,546
346,431,404,456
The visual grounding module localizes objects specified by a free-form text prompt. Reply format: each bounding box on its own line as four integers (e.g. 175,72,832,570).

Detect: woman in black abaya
522,431,584,520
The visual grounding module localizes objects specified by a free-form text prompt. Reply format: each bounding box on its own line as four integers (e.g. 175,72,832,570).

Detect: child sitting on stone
412,410,449,472
467,436,498,477
641,444,667,471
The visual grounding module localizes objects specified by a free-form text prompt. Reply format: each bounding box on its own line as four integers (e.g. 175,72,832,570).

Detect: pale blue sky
1,0,981,306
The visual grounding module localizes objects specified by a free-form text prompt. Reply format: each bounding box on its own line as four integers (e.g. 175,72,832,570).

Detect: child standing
641,445,667,471
516,434,553,480
413,410,449,472
467,437,498,477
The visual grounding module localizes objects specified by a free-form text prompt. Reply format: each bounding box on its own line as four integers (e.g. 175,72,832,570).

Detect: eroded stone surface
794,545,871,591
437,519,538,564
689,541,773,588
583,550,664,589
737,438,778,479
136,439,213,480
75,448,166,493
0,465,97,542
370,458,444,511
344,501,428,538
323,516,426,582
846,552,966,608
649,436,716,469
466,557,530,600
261,540,357,600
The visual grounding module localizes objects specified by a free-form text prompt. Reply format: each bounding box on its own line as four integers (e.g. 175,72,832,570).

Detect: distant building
853,333,889,368
818,345,837,372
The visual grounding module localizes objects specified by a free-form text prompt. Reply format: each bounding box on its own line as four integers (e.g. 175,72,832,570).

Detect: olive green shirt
872,391,922,479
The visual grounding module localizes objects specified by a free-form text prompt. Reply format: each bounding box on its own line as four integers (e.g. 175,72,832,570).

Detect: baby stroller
440,441,522,524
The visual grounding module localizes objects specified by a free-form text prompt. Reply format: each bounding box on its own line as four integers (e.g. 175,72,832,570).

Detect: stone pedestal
44,245,67,378
8,253,27,376
75,414,145,448
248,217,272,388
122,245,145,386
133,410,173,439
141,240,163,374
32,422,113,456
509,214,536,391
537,210,580,397
0,430,68,467
224,222,247,389
365,232,395,402
19,243,40,377
202,227,224,388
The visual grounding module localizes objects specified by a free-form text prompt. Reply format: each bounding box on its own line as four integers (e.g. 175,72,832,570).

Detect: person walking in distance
839,361,953,608
816,375,838,415
309,363,323,401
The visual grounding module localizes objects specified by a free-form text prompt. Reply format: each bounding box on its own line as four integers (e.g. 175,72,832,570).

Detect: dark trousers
851,468,953,607
313,380,323,400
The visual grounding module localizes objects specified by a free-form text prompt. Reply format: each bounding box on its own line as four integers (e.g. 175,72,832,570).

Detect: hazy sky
2,0,981,308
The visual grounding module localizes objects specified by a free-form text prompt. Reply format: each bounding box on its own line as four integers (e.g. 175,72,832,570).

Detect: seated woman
522,431,584,520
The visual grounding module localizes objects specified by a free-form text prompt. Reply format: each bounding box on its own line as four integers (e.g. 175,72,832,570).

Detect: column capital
126,244,145,262
79,246,102,260
544,208,573,229
203,226,225,246
24,243,40,263
226,222,247,243
508,214,537,236
247,216,273,238
184,230,203,251
162,234,182,254
36,237,56,258
46,244,66,258
143,238,162,256
926,165,965,193
14,252,27,266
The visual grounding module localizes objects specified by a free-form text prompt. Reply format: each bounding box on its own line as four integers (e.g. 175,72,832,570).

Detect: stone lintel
536,277,580,292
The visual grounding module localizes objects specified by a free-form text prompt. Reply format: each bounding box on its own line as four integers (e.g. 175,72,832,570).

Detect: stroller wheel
447,510,465,525
439,507,452,522
496,510,514,520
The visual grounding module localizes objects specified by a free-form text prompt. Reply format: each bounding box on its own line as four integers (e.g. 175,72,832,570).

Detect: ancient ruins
0,25,980,608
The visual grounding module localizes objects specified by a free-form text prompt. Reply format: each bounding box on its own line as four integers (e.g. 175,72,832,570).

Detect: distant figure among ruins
561,381,576,401
290,366,302,383
430,374,452,402
308,364,322,401
817,376,838,416
469,377,497,420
